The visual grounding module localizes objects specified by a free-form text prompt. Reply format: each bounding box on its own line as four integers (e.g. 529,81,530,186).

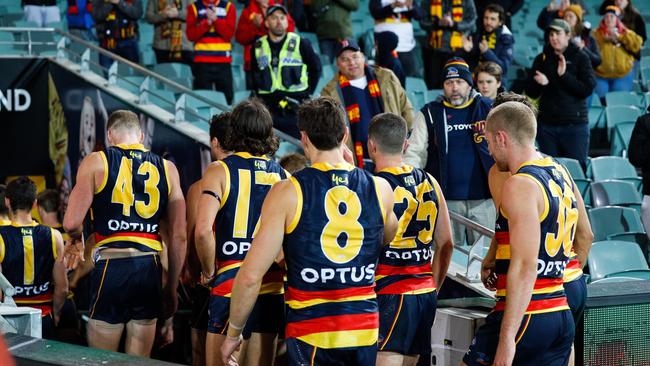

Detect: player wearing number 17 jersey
221,97,398,366
367,113,454,366
63,110,186,357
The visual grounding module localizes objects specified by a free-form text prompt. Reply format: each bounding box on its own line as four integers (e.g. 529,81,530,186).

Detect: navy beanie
442,57,473,86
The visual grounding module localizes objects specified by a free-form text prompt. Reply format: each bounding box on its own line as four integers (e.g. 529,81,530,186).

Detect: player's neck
11,211,33,225
373,154,404,172
40,212,61,228
309,149,347,166
508,147,541,175
0,214,9,222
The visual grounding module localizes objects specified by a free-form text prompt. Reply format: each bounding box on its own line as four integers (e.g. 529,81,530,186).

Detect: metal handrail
449,211,494,282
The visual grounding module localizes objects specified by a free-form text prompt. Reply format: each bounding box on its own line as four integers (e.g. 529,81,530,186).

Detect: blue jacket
421,91,494,196
457,25,514,83
67,0,94,30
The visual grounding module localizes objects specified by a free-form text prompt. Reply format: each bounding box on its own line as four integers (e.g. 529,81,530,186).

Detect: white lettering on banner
300,264,375,284
0,89,31,111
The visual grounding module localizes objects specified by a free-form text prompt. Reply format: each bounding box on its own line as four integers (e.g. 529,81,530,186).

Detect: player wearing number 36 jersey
368,113,454,366
63,110,186,357
221,97,398,366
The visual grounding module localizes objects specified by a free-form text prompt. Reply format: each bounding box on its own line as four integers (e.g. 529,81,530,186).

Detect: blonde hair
486,101,537,145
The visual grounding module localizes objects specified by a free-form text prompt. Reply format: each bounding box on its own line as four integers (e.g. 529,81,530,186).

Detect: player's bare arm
482,165,511,290
375,176,398,245
195,162,227,282
183,180,202,284
51,229,68,325
571,183,593,268
430,178,453,290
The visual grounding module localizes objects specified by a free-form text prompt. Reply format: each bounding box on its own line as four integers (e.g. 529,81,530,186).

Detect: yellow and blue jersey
0,222,57,315
210,152,287,298
375,165,440,295
92,144,170,253
494,157,577,314
282,162,386,349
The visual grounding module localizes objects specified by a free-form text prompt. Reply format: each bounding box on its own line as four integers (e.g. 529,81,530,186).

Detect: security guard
250,4,321,139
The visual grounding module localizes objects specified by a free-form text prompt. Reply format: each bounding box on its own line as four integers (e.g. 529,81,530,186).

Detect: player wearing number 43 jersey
221,97,398,366
368,113,454,366
195,100,288,366
63,110,186,357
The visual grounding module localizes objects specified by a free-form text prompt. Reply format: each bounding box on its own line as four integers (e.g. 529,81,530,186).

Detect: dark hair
37,189,60,213
106,110,140,132
210,111,232,146
0,185,8,216
493,92,538,117
297,97,346,151
620,1,641,29
279,153,309,174
6,177,37,213
225,99,279,156
368,113,407,155
484,3,505,23
476,61,503,83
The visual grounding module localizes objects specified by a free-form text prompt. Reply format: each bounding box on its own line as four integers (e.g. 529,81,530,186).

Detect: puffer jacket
593,28,642,79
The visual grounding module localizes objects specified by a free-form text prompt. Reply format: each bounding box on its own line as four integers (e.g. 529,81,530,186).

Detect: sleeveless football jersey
0,222,57,315
494,157,577,314
375,165,440,295
210,153,287,297
283,162,386,349
92,144,170,252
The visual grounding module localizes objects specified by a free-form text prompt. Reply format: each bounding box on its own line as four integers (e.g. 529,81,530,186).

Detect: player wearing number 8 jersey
63,110,186,357
195,100,287,366
221,97,398,366
463,101,577,366
368,113,454,366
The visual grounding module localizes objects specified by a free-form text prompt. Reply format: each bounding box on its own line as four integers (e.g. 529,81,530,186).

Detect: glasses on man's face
338,53,363,64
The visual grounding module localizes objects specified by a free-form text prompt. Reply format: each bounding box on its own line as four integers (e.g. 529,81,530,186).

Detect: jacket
92,0,143,44
404,91,494,195
525,43,596,126
310,0,359,40
235,0,295,71
145,0,193,51
593,28,642,79
186,0,236,63
457,25,514,80
321,66,414,156
628,107,650,196
67,0,94,30
419,0,476,52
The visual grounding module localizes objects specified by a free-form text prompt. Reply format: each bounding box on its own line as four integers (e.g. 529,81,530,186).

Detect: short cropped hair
0,185,8,216
476,61,503,83
279,153,309,174
226,99,279,156
486,101,537,145
485,3,505,23
6,177,37,213
368,113,407,155
106,110,141,133
37,189,60,213
493,92,538,117
297,97,346,151
210,111,232,146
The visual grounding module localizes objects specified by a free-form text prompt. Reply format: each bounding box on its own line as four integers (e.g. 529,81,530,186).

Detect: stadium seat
232,90,251,105
590,180,642,214
189,89,229,108
12,20,39,28
605,105,641,138
590,156,642,190
588,206,645,242
145,89,176,113
555,157,590,197
588,106,604,129
117,76,145,94
164,76,192,90
406,77,427,93
427,89,443,102
153,62,193,79
587,240,650,282
407,91,425,111
605,91,643,108
606,232,650,261
610,121,635,156
0,32,14,52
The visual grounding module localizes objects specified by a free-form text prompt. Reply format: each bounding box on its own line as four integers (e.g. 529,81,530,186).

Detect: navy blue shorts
207,293,284,338
463,310,575,366
564,275,587,325
189,285,210,331
89,255,162,324
378,292,437,355
285,337,377,366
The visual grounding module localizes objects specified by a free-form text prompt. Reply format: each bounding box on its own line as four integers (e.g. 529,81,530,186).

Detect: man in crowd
67,0,95,41
250,4,321,139
63,110,186,357
405,57,494,246
221,96,397,365
525,19,595,170
322,39,413,168
24,0,61,27
92,0,143,69
368,113,454,366
145,0,194,64
186,0,237,104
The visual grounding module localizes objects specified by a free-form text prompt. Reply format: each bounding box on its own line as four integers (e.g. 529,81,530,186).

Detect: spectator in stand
92,0,143,69
67,0,95,41
599,0,646,45
473,0,523,29
592,6,642,103
563,4,601,68
250,5,321,139
628,106,650,240
321,39,413,168
236,0,295,89
369,0,423,77
525,19,595,169
310,0,359,63
458,4,513,86
23,0,61,27
537,0,588,31
146,0,194,64
186,0,236,104
476,61,504,100
419,0,476,89
374,31,406,87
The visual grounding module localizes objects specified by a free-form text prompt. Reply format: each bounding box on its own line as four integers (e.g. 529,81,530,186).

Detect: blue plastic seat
590,156,642,190
587,240,650,282
605,91,643,108
605,105,641,138
610,121,636,157
590,180,642,215
588,206,645,242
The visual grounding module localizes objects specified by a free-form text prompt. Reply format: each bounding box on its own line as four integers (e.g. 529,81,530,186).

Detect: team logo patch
446,67,460,79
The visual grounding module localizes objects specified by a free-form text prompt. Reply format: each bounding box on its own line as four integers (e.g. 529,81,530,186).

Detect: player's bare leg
192,328,207,366
239,333,278,366
124,319,157,357
87,319,124,352
377,351,419,366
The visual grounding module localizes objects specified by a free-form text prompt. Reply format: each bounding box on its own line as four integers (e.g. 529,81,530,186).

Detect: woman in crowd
475,61,504,100
563,4,601,68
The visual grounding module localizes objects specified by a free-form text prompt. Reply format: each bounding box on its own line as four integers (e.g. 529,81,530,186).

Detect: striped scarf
429,0,464,50
338,65,384,168
160,0,184,60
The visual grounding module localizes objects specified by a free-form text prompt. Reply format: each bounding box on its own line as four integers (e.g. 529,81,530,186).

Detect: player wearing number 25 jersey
64,110,186,357
463,101,575,366
368,113,454,366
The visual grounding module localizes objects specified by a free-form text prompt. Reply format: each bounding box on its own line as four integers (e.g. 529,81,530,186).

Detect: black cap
335,39,361,57
266,4,288,17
